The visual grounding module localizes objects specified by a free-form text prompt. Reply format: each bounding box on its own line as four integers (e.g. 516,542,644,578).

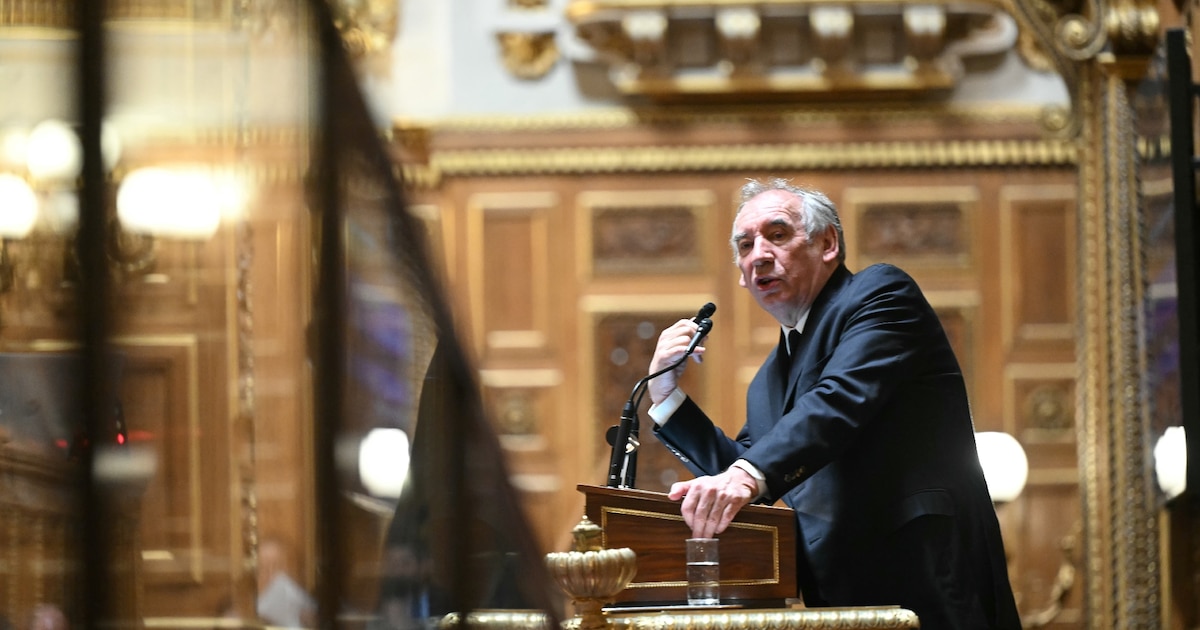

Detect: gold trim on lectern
600,505,782,588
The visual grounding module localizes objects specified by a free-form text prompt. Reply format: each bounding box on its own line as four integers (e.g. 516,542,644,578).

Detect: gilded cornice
396,105,1077,186
416,139,1074,181
397,103,1062,135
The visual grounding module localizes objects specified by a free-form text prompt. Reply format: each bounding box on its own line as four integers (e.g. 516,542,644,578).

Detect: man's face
733,190,839,326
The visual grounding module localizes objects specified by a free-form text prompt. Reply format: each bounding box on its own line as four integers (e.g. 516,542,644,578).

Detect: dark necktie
777,329,800,382
787,329,801,358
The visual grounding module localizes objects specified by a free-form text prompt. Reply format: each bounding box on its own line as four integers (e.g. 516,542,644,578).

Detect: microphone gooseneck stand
606,315,713,488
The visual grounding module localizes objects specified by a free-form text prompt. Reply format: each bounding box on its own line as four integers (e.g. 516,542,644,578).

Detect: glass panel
313,5,560,624
0,8,84,630
1,1,561,628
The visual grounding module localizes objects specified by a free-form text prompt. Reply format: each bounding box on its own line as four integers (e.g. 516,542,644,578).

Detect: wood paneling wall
403,108,1084,626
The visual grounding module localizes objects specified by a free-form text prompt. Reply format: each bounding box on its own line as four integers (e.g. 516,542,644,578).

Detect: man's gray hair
732,178,846,263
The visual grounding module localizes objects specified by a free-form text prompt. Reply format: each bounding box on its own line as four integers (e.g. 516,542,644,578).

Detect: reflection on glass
0,2,562,628
1137,37,1190,504
327,15,562,617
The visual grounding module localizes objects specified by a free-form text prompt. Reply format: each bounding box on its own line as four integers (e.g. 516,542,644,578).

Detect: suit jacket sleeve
657,265,964,504
743,265,959,501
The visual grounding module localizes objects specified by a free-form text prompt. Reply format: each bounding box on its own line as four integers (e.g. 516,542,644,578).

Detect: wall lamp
975,431,1029,504
1154,425,1187,501
0,119,246,294
0,172,39,292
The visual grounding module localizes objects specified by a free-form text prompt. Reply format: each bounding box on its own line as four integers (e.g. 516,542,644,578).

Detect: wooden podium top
578,484,798,607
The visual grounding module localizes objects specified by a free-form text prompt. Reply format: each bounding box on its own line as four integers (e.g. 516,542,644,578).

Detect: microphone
685,317,714,356
606,302,717,488
692,302,716,323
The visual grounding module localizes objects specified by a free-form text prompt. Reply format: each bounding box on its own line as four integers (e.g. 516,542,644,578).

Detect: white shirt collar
781,308,811,355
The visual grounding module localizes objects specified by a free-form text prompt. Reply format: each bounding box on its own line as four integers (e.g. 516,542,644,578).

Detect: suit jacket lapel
782,265,852,411
765,339,788,420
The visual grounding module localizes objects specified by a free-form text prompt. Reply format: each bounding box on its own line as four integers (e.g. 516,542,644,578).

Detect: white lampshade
26,119,81,181
975,431,1029,503
1154,426,1187,501
117,167,221,239
0,173,39,238
358,428,411,499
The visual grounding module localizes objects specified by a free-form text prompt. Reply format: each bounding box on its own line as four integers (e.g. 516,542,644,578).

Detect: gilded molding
497,31,560,80
396,104,1056,134
605,607,920,629
0,2,72,29
329,0,399,58
999,0,1108,137
437,610,554,630
1102,69,1160,628
0,0,235,27
1075,63,1110,630
1075,58,1162,628
411,139,1074,183
235,217,259,592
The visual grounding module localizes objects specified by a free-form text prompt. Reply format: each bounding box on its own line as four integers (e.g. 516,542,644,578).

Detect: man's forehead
737,201,799,228
742,190,801,215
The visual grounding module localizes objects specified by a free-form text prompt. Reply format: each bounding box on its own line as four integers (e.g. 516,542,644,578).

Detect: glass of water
685,537,720,606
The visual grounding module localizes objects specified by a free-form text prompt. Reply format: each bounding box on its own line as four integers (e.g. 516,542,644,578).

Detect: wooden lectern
579,484,798,607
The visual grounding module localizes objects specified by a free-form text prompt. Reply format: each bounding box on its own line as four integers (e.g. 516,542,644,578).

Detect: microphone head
695,302,717,321
697,317,714,334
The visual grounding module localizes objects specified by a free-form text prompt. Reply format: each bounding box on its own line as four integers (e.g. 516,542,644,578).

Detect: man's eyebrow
732,230,748,242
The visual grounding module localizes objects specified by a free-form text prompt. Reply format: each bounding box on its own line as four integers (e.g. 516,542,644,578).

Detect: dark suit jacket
655,264,1020,629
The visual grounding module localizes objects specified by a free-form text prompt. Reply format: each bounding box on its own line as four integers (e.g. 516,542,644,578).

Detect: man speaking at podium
646,179,1020,629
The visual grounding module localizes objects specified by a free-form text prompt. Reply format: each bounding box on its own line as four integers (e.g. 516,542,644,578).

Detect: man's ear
820,226,840,263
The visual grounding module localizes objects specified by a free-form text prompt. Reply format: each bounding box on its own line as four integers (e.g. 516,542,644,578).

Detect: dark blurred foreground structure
46,0,563,627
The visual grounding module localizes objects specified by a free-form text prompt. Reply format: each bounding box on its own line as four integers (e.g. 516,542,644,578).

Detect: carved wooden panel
1000,187,1076,354
843,186,978,271
467,192,557,355
1006,366,1076,437
578,190,714,278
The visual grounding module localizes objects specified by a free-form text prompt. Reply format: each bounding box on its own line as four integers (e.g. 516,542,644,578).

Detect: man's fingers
718,504,740,534
674,472,755,537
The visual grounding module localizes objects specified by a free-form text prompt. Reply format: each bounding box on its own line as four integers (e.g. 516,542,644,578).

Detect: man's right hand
647,318,707,405
667,468,757,538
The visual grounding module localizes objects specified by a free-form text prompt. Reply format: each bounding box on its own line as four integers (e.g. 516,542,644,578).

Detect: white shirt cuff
647,387,687,426
730,459,767,499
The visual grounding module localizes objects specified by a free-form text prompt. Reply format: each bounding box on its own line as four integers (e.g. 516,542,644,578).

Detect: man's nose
749,239,773,265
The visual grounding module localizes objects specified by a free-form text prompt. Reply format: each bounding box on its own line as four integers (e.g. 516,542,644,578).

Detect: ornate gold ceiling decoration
999,0,1157,137
498,31,561,79
562,0,1160,137
566,0,1022,99
329,0,400,58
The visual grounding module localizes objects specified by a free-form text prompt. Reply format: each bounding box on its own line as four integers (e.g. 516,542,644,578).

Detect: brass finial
571,515,604,552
